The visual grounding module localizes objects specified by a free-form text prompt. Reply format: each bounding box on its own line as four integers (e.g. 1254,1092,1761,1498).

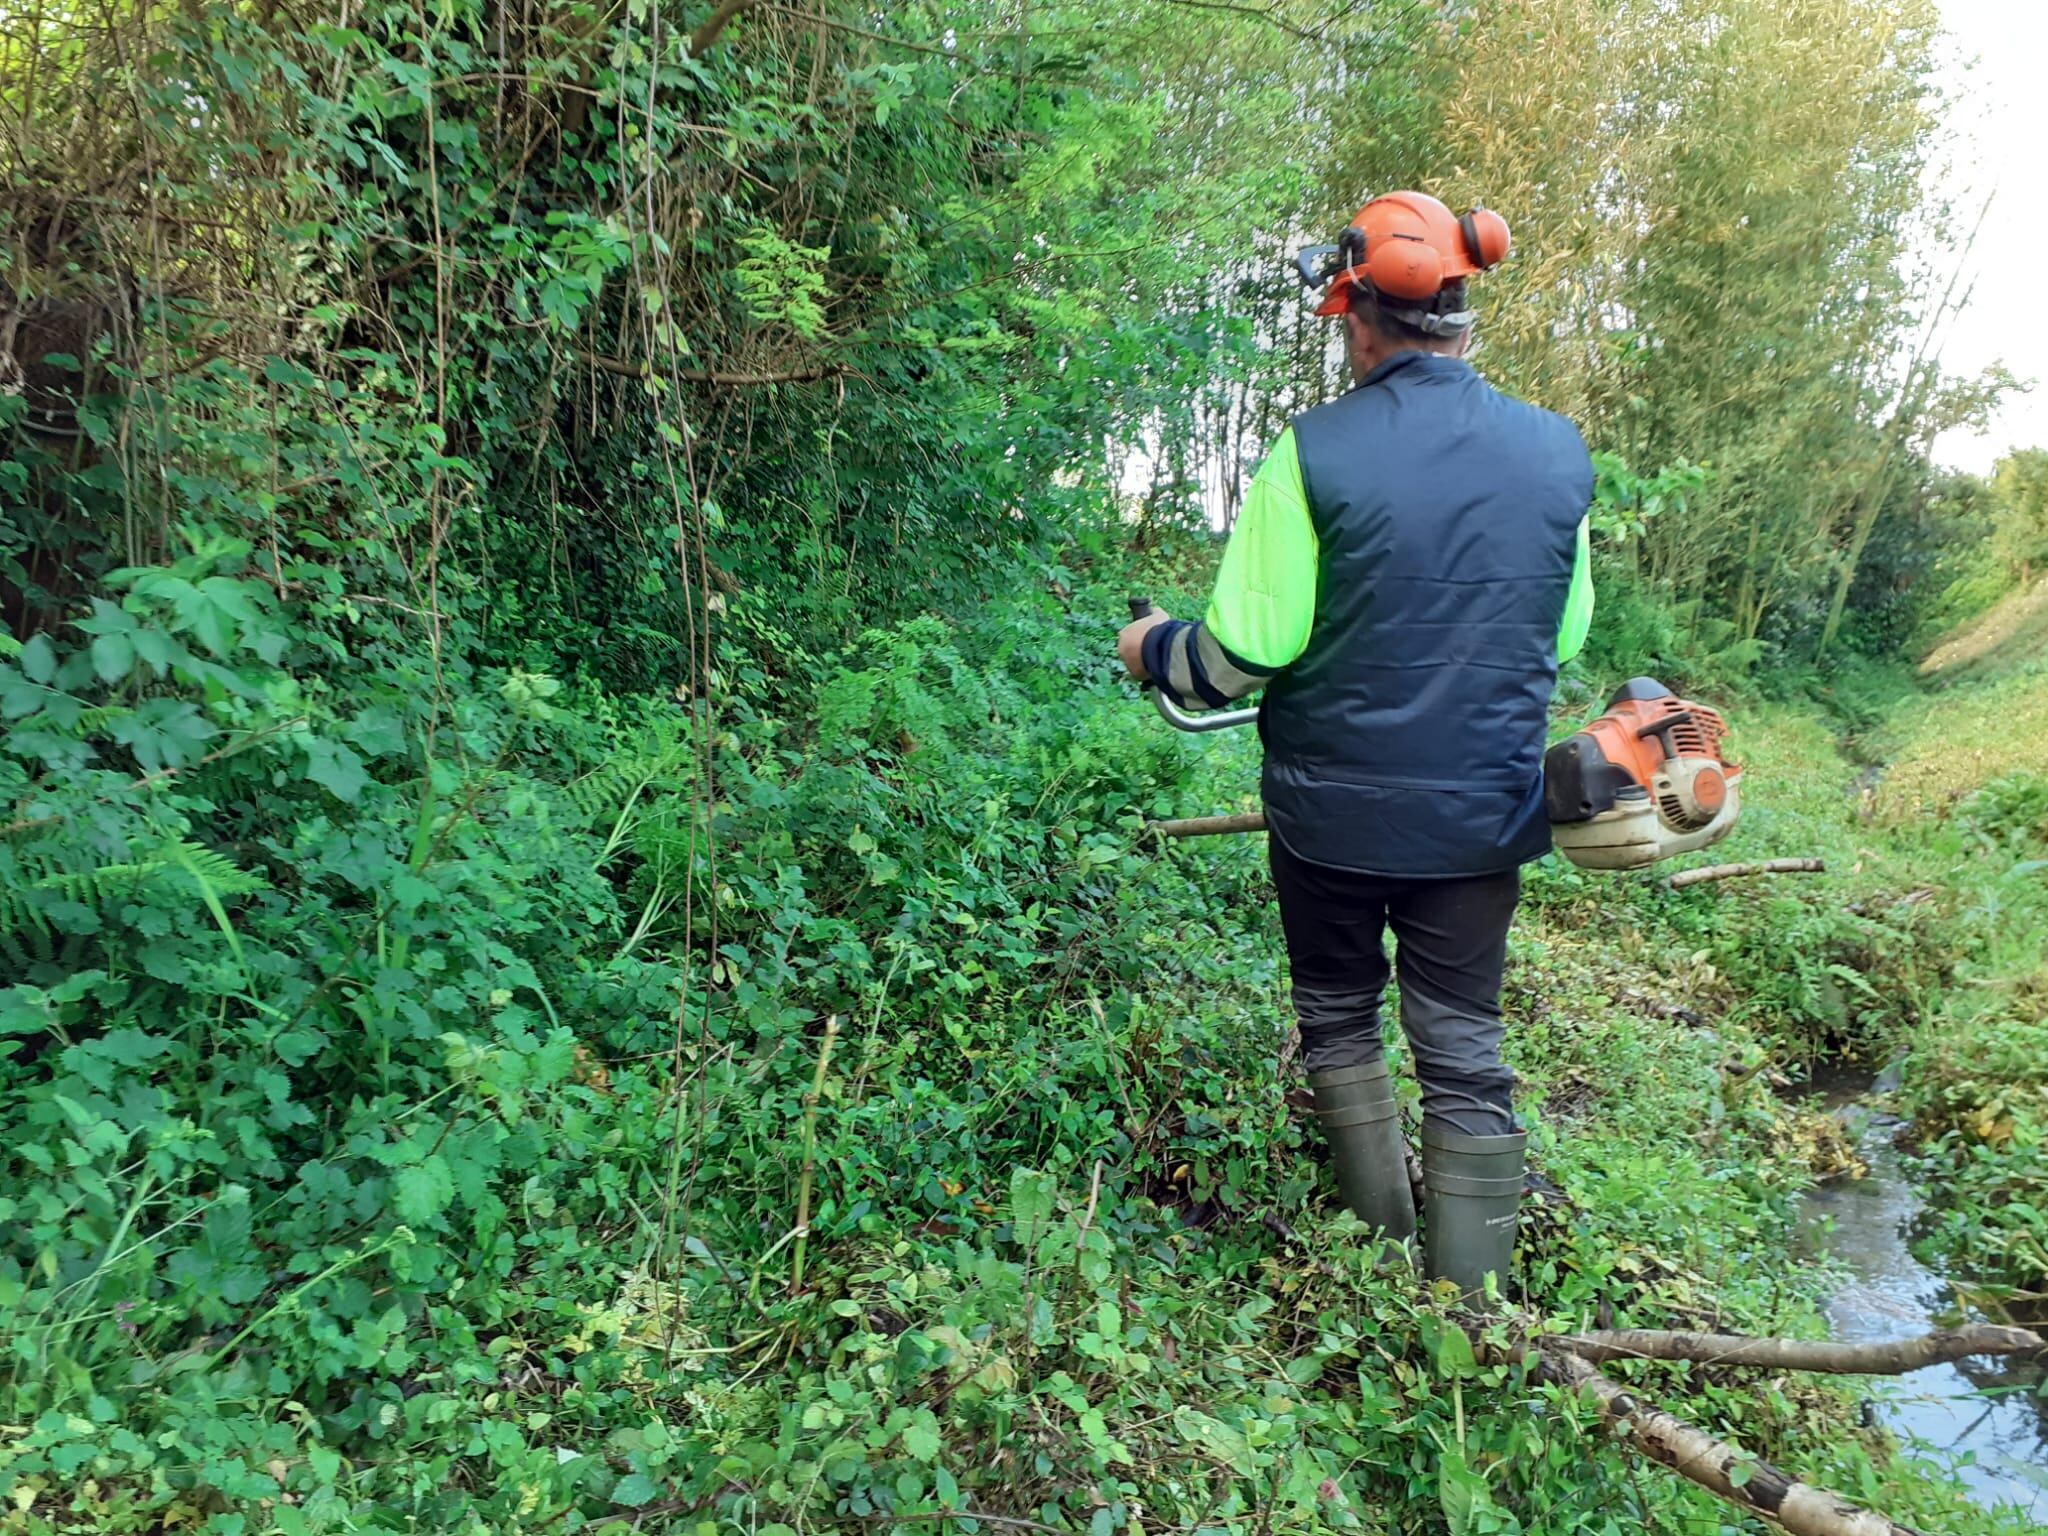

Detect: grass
1874,659,2048,826
1918,575,2048,685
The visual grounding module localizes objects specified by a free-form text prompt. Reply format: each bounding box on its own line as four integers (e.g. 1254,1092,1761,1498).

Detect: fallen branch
1265,1202,2019,1535
1148,811,1267,839
1556,1323,2043,1373
1534,1346,1922,1536
1667,858,1825,890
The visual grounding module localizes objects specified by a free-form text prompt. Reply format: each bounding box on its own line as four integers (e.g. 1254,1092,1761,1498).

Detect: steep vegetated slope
1864,595,2048,1297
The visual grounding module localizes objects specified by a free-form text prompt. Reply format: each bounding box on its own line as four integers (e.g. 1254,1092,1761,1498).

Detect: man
1118,192,1594,1298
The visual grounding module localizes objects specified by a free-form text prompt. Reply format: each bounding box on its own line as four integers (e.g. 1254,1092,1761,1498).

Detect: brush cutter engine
1544,678,1742,870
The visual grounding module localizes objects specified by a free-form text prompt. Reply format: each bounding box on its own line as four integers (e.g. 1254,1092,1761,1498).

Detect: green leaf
343,705,408,757
900,1407,942,1462
1171,1407,1254,1476
305,738,369,802
393,1157,454,1225
89,633,135,684
611,1473,661,1507
263,356,320,389
1009,1167,1054,1250
1429,1319,1478,1378
20,634,56,684
1437,1445,1487,1536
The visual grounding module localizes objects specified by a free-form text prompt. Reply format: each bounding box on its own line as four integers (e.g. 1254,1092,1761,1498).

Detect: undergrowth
2,543,2032,1535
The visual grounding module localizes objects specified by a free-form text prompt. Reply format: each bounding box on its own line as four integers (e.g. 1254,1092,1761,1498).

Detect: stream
1794,1062,2048,1520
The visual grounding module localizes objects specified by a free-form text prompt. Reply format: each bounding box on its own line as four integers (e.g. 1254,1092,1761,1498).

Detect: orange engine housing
1545,678,1743,868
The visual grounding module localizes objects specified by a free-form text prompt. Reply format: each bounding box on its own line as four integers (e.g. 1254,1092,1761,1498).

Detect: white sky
1929,0,2048,473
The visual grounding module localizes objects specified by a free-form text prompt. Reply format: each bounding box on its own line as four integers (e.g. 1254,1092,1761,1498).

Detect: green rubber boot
1308,1061,1418,1245
1420,1122,1525,1304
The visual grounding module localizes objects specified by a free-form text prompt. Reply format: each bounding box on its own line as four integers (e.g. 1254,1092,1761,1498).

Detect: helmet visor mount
1292,193,1509,332
1291,243,1475,336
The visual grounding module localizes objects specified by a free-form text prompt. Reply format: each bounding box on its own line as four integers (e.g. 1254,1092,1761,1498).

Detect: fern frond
0,888,53,943
2,838,269,939
13,704,130,737
31,851,176,903
157,840,270,899
2,811,62,840
558,746,690,826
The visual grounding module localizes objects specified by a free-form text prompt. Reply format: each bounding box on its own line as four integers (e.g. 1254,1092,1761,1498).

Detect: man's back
1261,351,1593,876
1117,189,1598,1301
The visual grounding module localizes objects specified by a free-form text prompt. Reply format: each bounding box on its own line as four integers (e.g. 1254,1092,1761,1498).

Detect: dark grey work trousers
1270,836,1521,1136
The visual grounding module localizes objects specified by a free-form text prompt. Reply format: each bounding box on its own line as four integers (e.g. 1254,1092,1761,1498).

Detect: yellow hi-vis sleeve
1204,428,1319,672
1557,516,1594,664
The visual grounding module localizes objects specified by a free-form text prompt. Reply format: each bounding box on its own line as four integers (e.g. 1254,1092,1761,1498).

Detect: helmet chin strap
1383,305,1474,337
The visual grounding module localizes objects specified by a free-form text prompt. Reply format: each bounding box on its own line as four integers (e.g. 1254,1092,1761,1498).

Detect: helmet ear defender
1458,207,1511,270
1340,216,1448,304
1299,194,1512,319
1363,236,1443,302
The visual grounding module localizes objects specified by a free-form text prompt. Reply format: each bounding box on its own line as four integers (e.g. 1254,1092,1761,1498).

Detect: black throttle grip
1128,597,1154,621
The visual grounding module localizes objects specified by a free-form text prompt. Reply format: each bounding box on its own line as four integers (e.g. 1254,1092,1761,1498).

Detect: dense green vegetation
4,0,2046,1532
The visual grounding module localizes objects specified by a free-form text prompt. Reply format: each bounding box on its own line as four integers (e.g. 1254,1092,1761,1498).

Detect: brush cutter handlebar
1126,597,1260,733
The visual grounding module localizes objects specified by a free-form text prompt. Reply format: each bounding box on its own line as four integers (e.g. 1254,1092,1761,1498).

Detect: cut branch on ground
1555,1323,2044,1373
1148,811,1267,839
1528,1346,1924,1536
1667,858,1826,889
1468,1322,2045,1534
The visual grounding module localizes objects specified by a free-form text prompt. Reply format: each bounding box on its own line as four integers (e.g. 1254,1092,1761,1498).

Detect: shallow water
1794,1063,2048,1520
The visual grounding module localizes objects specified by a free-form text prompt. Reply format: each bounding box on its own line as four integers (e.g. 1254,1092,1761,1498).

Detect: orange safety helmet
1297,192,1511,324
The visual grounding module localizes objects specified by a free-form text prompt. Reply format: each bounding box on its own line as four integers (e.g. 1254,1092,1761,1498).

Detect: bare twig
861,1512,1068,1536
1667,858,1825,890
1555,1323,2043,1374
1154,0,1334,42
1073,1158,1104,1261
764,6,964,55
572,344,844,386
788,1015,840,1296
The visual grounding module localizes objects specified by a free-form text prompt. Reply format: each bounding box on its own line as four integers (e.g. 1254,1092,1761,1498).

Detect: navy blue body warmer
1261,351,1593,877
